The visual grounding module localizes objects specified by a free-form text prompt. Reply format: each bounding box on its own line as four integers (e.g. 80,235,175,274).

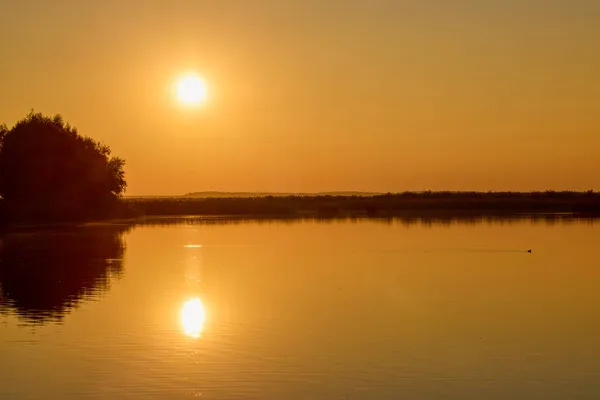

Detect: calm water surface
0,218,599,399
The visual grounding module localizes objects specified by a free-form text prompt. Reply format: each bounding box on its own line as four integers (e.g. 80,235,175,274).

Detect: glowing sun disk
176,74,208,105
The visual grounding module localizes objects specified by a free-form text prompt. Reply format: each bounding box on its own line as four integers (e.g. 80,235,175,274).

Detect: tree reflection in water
0,224,130,324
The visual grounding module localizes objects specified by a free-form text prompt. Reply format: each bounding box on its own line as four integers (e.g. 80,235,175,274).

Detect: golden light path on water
180,297,206,338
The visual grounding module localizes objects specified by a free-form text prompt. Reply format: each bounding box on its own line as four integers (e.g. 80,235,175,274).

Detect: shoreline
125,192,600,219
2,192,599,232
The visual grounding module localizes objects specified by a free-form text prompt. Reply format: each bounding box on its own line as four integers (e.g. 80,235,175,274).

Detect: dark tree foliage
0,112,126,223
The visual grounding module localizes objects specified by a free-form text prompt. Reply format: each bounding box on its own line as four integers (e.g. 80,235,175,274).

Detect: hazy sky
1,0,599,195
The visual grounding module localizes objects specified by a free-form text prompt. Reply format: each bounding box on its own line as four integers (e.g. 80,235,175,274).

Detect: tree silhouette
0,112,126,223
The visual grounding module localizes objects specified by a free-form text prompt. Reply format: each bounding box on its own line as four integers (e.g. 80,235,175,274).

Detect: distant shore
125,191,600,219
2,192,599,232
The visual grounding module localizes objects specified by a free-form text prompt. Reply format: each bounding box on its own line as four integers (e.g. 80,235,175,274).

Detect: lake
1,217,599,399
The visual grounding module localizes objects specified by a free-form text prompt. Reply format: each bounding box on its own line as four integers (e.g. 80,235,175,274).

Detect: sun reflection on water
180,297,206,338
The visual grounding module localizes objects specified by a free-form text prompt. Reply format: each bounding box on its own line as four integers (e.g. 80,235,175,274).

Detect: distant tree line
126,191,600,218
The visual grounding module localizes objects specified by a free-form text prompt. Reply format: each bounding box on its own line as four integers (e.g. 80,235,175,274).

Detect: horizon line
124,189,598,198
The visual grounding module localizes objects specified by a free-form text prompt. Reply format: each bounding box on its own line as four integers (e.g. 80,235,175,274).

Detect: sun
175,74,208,106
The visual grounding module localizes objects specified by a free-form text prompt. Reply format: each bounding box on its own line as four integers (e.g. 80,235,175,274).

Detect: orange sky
1,1,598,195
